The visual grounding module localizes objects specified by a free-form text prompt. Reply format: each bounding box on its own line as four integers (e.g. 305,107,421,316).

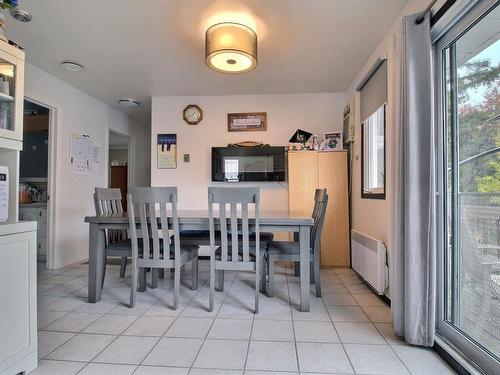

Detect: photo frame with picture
323,132,343,151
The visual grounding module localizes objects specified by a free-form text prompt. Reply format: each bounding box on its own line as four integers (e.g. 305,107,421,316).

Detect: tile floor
34,260,456,374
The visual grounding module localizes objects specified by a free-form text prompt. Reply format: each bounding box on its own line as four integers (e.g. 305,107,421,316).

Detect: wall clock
183,104,203,125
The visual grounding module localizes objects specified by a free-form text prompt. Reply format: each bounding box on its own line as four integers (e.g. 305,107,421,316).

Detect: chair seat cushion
106,239,132,256
136,239,198,263
177,230,274,247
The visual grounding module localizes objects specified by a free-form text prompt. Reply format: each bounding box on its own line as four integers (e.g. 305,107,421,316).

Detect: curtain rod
415,0,439,24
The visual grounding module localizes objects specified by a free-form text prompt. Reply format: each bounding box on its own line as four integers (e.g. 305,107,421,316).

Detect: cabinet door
0,230,37,373
288,152,318,217
318,152,350,267
0,48,24,143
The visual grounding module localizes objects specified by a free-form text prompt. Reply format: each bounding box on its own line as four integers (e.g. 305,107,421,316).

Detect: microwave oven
212,146,286,182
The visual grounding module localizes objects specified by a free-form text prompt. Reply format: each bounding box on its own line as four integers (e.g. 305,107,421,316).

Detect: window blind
359,60,387,122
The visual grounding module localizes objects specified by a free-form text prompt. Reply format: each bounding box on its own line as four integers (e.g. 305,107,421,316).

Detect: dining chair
127,187,199,309
264,188,328,298
208,186,263,313
94,187,131,286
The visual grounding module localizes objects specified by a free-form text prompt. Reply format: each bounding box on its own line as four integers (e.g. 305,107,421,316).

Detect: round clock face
183,105,203,125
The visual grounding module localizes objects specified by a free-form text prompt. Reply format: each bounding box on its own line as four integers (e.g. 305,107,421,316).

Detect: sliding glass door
436,1,499,373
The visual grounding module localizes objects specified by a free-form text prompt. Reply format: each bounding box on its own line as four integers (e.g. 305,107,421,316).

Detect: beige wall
345,0,429,298
151,93,345,211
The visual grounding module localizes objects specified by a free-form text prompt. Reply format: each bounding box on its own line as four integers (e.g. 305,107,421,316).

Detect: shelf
0,92,13,102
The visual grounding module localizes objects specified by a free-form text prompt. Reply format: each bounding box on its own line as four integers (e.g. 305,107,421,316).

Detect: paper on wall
70,132,99,175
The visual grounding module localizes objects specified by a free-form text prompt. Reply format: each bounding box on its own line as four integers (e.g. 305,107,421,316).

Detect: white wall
345,0,428,298
25,63,151,268
151,93,345,211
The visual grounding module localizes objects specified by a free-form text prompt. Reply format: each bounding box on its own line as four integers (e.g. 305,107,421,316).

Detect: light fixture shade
205,22,257,73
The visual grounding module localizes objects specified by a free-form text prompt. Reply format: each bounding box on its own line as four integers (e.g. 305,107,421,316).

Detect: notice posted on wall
70,132,99,175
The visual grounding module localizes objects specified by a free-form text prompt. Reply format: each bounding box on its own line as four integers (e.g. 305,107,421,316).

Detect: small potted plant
0,0,18,42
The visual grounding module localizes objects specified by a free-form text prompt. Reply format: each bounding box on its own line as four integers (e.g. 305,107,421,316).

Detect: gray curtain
392,13,436,347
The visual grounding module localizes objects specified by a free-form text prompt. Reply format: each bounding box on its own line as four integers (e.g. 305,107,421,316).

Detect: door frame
434,0,499,373
24,93,59,270
106,128,133,189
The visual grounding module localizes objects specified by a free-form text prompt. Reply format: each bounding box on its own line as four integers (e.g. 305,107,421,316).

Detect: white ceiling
6,0,408,123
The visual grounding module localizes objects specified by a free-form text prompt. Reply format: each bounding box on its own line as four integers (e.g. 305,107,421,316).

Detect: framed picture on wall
157,134,177,169
228,112,267,132
323,132,342,151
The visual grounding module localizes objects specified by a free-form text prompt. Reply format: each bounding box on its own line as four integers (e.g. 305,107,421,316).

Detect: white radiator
351,230,388,295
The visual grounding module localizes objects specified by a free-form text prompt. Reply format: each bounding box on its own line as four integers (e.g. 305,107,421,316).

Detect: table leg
88,223,105,303
299,225,310,312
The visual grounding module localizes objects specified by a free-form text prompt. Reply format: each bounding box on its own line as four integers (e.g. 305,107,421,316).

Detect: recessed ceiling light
119,98,140,108
10,8,32,22
61,61,83,72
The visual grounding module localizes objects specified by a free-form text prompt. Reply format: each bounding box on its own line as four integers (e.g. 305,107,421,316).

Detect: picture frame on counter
227,112,267,132
323,132,343,151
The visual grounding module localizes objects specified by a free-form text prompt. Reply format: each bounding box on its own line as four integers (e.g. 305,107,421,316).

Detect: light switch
183,154,190,162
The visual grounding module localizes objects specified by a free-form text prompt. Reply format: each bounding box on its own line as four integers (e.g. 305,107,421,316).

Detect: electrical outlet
183,154,190,162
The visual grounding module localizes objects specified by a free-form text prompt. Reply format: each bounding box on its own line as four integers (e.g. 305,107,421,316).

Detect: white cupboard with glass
0,41,38,374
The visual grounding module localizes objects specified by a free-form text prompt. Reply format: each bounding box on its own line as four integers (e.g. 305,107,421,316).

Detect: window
436,1,499,373
361,104,386,198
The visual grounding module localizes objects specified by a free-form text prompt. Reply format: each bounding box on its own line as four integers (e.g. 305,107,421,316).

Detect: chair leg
191,254,199,291
119,256,127,278
260,253,267,293
139,268,146,292
294,261,300,276
255,260,260,314
159,268,164,279
268,256,275,298
216,270,224,292
101,253,107,290
314,255,322,298
209,259,215,312
130,264,138,308
151,268,159,289
173,263,180,310
310,261,315,284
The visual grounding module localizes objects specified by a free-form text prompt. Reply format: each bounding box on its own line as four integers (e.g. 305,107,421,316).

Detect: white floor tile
46,333,116,362
38,331,75,358
208,318,253,340
37,310,68,330
296,342,353,373
327,305,370,322
143,337,203,367
165,317,213,338
44,312,103,333
344,344,410,374
134,366,189,374
335,322,386,344
246,341,298,372
30,359,86,375
362,306,392,322
122,315,176,337
94,335,159,365
293,320,340,343
251,319,294,341
352,293,386,307
193,338,248,370
322,293,357,306
83,314,138,335
78,363,137,375
392,345,456,375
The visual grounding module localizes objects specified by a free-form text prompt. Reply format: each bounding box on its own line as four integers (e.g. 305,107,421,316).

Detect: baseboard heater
351,230,388,295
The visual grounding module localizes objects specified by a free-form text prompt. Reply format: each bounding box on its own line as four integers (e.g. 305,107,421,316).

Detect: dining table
84,210,313,312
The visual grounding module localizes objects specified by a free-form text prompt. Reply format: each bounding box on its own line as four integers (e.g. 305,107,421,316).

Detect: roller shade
359,60,387,121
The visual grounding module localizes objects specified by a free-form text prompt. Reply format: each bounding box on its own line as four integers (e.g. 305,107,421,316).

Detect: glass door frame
434,1,499,373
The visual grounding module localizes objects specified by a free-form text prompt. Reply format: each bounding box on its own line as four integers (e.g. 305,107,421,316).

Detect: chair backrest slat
128,187,179,263
241,203,249,262
94,188,126,243
311,189,329,256
208,187,260,264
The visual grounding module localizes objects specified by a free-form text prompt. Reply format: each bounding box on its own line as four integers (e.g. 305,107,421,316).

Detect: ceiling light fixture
61,61,83,72
10,8,32,22
119,98,140,108
205,22,257,73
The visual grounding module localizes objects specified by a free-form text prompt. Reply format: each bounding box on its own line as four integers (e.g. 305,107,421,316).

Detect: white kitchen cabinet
0,221,37,375
19,205,47,259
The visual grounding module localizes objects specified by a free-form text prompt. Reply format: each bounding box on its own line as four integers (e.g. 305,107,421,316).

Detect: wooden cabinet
0,222,37,374
288,151,350,267
110,166,128,211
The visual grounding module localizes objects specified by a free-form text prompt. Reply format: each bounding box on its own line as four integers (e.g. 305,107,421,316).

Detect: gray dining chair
94,187,131,285
127,187,199,309
264,188,328,298
208,186,263,313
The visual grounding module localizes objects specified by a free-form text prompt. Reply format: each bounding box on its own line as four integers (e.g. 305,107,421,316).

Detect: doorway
19,99,51,265
108,130,130,210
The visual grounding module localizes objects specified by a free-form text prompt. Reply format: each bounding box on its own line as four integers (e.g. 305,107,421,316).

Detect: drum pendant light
205,22,257,73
